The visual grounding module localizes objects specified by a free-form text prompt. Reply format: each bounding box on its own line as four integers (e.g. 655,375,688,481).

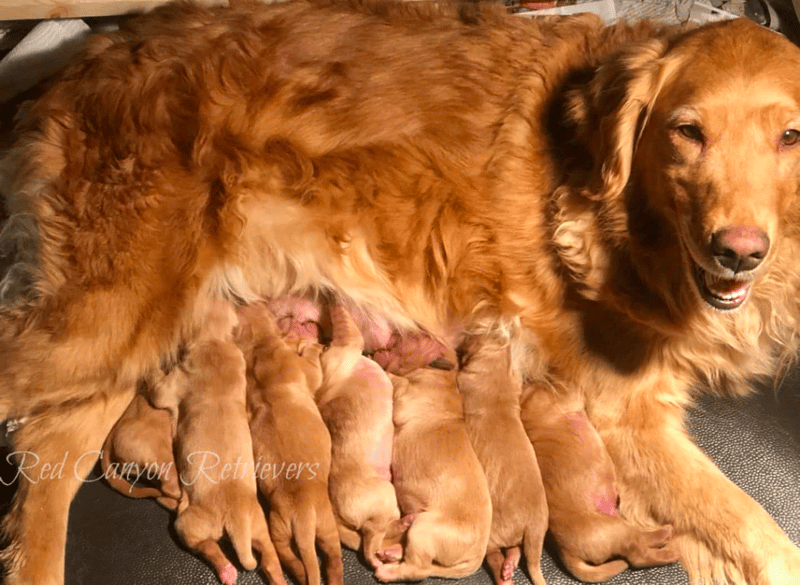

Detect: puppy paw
376,544,403,563
374,562,400,583
502,555,518,581
218,562,238,585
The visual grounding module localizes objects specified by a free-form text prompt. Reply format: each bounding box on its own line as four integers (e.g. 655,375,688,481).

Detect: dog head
562,19,800,318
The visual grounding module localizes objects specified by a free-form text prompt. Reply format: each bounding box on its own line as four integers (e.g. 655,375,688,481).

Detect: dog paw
218,562,238,585
376,544,403,563
502,555,518,581
374,562,400,583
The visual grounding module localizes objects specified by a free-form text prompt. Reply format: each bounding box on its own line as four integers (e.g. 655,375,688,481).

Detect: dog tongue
705,273,746,296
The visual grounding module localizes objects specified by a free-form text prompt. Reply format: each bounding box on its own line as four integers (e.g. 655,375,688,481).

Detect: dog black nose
711,226,770,273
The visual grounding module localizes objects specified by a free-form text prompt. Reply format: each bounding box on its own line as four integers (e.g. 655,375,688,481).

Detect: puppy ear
566,37,673,223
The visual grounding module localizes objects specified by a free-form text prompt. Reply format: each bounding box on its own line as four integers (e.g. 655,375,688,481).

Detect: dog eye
676,124,704,143
781,129,800,147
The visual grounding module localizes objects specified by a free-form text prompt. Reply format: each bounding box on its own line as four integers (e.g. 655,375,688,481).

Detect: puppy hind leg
361,520,391,569
193,538,238,586
486,546,513,585
269,512,308,584
249,506,286,584
316,503,344,584
1,385,135,583
376,516,411,563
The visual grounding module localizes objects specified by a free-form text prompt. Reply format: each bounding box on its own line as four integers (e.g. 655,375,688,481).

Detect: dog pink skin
266,295,453,375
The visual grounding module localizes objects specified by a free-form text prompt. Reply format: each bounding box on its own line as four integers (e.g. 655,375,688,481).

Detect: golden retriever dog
378,367,492,582
149,298,285,585
100,392,181,510
521,382,679,582
236,302,344,585
315,302,400,569
457,335,547,585
1,0,800,582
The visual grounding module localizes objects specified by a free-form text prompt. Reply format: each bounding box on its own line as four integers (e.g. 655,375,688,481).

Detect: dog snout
710,226,770,273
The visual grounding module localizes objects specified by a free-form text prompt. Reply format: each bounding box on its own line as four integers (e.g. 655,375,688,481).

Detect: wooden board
0,0,227,21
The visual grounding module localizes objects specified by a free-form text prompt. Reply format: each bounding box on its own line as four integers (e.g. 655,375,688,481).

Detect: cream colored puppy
151,298,284,586
316,302,400,569
458,335,547,585
375,367,492,582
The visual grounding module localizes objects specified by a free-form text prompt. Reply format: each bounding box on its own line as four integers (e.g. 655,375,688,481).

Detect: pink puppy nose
711,226,770,273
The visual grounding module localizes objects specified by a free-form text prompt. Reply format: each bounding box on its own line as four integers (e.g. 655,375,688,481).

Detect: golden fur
1,0,800,582
236,302,343,585
315,303,400,569
457,335,547,585
521,382,679,582
379,368,492,581
149,299,284,585
100,392,181,510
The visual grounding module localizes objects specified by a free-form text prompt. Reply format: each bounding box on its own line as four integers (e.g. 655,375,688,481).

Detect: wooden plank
0,0,228,21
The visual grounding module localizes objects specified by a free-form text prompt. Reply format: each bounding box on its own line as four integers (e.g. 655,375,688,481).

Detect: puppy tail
328,303,363,350
293,508,322,585
523,527,547,585
228,512,258,572
561,551,629,583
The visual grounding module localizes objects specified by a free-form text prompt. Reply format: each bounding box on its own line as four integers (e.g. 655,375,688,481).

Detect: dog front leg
1,384,134,584
594,389,800,584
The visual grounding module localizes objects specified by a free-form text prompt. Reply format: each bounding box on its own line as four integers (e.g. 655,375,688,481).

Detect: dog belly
219,210,426,336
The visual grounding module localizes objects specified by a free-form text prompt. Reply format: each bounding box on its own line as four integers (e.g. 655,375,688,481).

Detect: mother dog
1,0,800,582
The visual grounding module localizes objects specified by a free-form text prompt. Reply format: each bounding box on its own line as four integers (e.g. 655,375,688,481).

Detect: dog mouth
692,262,751,311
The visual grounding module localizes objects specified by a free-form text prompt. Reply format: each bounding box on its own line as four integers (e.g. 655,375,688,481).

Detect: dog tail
561,551,629,583
523,526,547,585
228,510,258,572
293,507,322,585
328,303,364,350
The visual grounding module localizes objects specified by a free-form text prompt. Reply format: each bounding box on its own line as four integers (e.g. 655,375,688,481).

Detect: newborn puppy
375,367,492,582
316,302,400,569
237,302,344,585
457,336,547,585
520,384,679,583
100,392,180,510
151,298,285,586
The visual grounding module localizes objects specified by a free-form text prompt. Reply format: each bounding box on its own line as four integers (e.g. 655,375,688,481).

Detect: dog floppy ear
565,37,674,237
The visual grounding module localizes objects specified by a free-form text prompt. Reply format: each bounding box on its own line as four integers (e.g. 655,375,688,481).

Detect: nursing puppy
237,302,344,585
457,336,547,585
100,392,180,510
375,367,492,582
4,1,800,582
520,384,679,582
151,298,285,586
316,303,400,569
